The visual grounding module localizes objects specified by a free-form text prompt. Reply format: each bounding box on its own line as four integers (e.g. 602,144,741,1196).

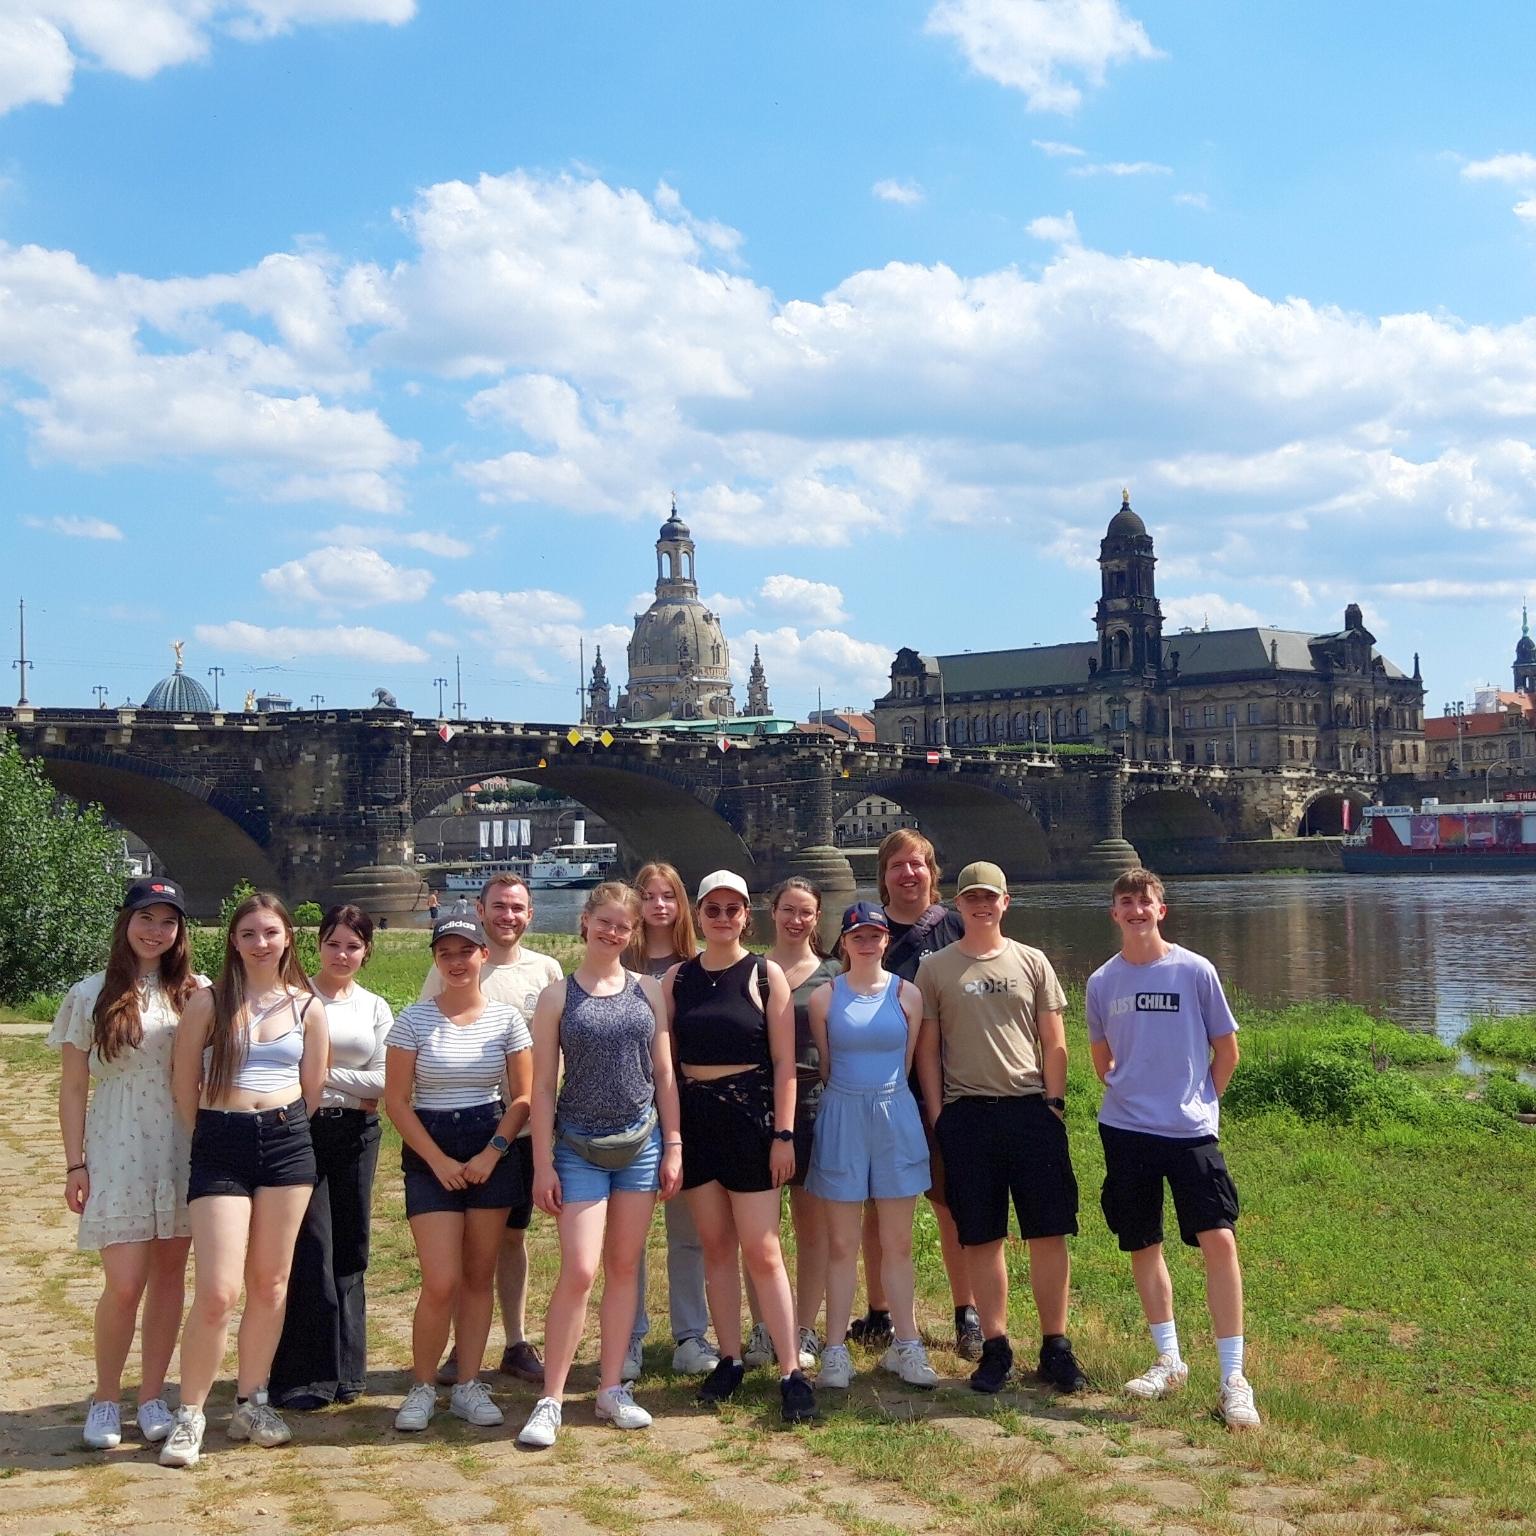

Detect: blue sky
6,0,1536,724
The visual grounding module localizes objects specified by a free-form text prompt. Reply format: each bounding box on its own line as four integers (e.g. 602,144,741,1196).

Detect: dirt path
0,1058,1520,1536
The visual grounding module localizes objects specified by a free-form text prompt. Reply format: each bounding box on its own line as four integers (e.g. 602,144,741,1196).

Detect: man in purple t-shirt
1084,867,1260,1431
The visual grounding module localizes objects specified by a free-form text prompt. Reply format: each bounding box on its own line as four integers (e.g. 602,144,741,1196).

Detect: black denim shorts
402,1102,524,1218
189,1100,318,1201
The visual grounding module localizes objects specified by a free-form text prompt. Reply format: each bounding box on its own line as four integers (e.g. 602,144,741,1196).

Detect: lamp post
92,685,109,709
206,665,224,709
433,676,448,716
310,694,325,711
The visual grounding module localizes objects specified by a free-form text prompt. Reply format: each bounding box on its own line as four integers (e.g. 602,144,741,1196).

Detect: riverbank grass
1462,1011,1536,1064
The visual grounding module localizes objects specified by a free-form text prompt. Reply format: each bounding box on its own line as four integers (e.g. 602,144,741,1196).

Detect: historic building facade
1422,608,1536,779
872,494,1427,774
584,499,769,726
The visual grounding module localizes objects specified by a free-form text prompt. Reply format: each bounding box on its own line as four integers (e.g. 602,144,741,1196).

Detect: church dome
660,508,691,540
143,661,213,712
629,600,729,678
1106,491,1146,539
1518,634,1535,663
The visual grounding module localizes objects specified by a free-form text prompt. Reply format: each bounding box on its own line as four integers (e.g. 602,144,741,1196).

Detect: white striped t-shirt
386,1000,531,1110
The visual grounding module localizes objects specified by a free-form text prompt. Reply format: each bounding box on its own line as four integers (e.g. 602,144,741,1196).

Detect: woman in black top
662,871,817,1424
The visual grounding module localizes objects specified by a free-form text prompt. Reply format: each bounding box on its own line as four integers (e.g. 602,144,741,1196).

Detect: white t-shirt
313,980,394,1110
1085,944,1238,1140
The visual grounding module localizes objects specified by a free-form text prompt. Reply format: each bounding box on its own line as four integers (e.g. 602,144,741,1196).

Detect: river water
515,874,1526,1046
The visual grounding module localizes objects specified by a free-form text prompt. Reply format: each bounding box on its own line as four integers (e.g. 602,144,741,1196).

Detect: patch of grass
0,1035,55,1073
1462,1012,1536,1065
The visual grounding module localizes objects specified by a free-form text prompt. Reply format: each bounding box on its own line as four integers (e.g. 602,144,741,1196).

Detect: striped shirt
386,1000,531,1110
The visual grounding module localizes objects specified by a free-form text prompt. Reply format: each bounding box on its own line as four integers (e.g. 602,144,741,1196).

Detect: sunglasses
701,902,746,920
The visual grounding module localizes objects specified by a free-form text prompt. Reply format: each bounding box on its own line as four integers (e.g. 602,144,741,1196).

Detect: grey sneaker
670,1336,720,1374
595,1383,653,1430
517,1395,562,1448
83,1398,121,1449
135,1398,174,1444
394,1381,437,1432
818,1342,854,1389
450,1378,504,1427
158,1405,206,1468
743,1322,773,1368
797,1327,822,1371
227,1389,290,1447
881,1340,940,1388
621,1334,644,1383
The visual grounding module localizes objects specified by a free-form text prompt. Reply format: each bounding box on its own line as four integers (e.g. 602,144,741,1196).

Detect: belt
315,1105,371,1120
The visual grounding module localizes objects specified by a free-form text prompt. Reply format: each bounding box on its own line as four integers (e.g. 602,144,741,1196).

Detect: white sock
895,1337,921,1349
1150,1319,1181,1362
1216,1335,1245,1380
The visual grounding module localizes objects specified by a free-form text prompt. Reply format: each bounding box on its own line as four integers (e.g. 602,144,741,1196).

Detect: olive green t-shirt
916,940,1067,1104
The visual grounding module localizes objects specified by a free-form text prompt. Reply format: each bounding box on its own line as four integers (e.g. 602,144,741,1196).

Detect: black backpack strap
755,952,770,1008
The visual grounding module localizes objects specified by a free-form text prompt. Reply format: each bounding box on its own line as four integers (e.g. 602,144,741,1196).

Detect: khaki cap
955,861,1008,896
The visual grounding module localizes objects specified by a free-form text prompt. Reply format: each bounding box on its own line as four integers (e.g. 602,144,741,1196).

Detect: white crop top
204,994,306,1095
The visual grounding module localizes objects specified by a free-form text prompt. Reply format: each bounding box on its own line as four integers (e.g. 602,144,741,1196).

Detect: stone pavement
0,1055,1520,1536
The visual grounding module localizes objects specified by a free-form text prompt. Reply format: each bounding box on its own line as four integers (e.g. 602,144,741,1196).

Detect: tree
0,735,127,1004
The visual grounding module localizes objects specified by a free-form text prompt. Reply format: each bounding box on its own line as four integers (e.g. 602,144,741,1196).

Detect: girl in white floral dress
49,877,207,1451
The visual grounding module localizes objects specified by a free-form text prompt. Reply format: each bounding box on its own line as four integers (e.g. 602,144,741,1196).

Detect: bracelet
66,1162,86,1173
663,1138,683,1147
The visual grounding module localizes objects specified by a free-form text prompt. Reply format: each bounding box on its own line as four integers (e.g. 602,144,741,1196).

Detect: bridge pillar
733,747,856,895
1063,770,1141,882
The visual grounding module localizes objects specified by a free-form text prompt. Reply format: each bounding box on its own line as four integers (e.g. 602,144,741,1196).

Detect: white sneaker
818,1343,855,1389
881,1340,940,1389
621,1334,644,1383
394,1381,437,1432
797,1327,822,1371
671,1336,721,1374
517,1395,562,1448
450,1378,504,1426
1126,1352,1190,1400
136,1398,174,1443
595,1383,653,1430
743,1322,773,1367
82,1398,121,1450
158,1406,206,1468
227,1389,290,1448
1220,1371,1261,1429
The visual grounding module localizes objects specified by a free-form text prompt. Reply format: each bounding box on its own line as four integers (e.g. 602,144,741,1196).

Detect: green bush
1462,1014,1536,1065
191,879,318,983
1480,1069,1536,1117
292,901,324,928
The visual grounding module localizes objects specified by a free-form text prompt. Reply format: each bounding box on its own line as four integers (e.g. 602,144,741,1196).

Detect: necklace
699,953,745,988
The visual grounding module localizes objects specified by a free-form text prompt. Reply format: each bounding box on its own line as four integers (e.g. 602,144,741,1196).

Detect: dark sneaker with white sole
969,1336,1013,1393
780,1369,818,1423
1038,1337,1089,1393
696,1356,746,1405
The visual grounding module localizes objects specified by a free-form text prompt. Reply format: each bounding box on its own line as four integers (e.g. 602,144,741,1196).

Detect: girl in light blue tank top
805,903,939,1391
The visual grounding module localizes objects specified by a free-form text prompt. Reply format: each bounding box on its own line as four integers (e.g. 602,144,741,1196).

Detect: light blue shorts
805,1084,931,1203
552,1118,662,1203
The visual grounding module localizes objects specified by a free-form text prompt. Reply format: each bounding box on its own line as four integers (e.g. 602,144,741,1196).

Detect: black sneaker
956,1306,984,1362
1038,1337,1089,1393
780,1369,818,1424
969,1336,1013,1394
696,1356,746,1405
848,1311,894,1349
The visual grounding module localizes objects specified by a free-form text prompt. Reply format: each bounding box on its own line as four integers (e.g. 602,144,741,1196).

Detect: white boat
442,858,531,893
528,819,618,889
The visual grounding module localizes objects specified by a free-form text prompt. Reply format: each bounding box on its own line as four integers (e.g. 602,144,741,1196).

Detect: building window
1412,743,1419,763
1074,707,1089,736
1248,736,1260,762
1203,704,1217,727
1034,709,1047,738
1055,707,1068,738
1182,706,1194,729
1287,738,1295,760
1204,739,1217,763
1110,704,1127,730
1184,742,1196,762
1224,703,1238,726
900,719,916,745
1248,702,1261,724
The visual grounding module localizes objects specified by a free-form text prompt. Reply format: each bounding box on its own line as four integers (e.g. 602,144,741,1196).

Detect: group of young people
50,828,1260,1471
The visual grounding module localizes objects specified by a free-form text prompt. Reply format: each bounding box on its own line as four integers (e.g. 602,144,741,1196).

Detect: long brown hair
625,861,698,969
205,892,310,1103
769,876,830,959
92,904,196,1062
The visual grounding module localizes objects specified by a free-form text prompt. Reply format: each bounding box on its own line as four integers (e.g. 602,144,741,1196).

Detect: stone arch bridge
2,705,1375,914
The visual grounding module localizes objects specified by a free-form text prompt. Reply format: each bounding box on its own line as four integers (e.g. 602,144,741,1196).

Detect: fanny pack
558,1104,658,1170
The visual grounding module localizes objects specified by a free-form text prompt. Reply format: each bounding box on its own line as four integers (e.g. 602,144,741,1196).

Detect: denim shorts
402,1102,525,1218
552,1117,663,1203
189,1100,317,1201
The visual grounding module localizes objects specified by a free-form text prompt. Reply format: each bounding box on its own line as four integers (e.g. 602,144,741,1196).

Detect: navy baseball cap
839,900,890,935
430,914,488,948
122,877,187,916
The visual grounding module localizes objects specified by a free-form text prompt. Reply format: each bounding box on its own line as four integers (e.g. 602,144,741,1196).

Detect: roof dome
143,654,213,712
660,508,691,540
1106,489,1146,538
1518,634,1536,662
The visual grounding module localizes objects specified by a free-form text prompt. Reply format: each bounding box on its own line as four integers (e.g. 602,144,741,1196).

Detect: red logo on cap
151,883,170,892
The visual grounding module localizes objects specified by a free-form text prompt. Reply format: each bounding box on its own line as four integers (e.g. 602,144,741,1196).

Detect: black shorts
403,1103,525,1218
935,1094,1079,1246
679,1069,775,1194
189,1101,317,1201
1098,1123,1239,1252
789,1074,821,1188
504,1137,534,1230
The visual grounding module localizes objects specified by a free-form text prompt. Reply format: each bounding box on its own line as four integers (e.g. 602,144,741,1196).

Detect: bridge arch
1122,787,1227,848
835,773,1053,881
414,758,753,892
25,745,279,915
1296,786,1372,836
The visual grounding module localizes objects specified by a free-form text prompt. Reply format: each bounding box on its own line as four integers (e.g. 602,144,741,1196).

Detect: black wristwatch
1043,1096,1066,1112
489,1134,512,1157
772,1129,795,1143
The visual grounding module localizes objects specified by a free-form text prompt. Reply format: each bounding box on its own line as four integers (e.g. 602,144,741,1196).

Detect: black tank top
672,954,769,1067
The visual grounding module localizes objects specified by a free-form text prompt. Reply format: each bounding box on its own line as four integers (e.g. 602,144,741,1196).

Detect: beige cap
696,869,750,902
955,861,1008,896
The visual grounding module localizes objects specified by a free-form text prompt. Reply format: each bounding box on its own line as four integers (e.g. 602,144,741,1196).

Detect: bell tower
1096,489,1163,675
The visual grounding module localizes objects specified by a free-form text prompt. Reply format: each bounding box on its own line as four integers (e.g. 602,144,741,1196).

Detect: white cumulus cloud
1027,210,1080,245
925,0,1161,113
1162,594,1262,632
1031,138,1086,157
22,513,122,539
1460,152,1536,184
0,1,415,115
872,178,925,206
739,626,893,714
317,523,474,558
758,575,848,624
194,620,428,663
260,546,432,609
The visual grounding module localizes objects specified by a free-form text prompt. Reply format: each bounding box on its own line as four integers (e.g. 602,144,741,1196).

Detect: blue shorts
552,1118,663,1203
805,1084,930,1203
